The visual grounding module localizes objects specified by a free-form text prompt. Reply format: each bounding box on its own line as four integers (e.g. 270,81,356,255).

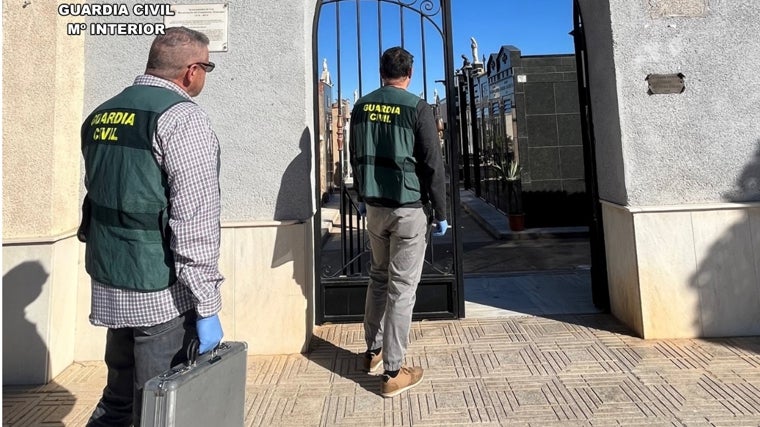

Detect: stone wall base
602,201,760,338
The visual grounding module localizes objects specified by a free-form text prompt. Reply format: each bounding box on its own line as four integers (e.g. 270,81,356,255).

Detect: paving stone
5,314,760,426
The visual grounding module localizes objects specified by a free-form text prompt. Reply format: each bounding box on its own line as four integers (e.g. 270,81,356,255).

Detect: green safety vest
80,85,189,292
351,86,422,205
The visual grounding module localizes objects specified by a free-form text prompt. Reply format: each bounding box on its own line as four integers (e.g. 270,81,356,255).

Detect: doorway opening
312,0,609,323
313,0,463,324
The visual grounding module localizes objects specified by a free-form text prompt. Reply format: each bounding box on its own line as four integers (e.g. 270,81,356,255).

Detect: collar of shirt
133,74,193,101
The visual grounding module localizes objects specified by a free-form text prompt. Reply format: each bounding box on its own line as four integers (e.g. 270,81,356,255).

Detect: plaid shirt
89,75,223,328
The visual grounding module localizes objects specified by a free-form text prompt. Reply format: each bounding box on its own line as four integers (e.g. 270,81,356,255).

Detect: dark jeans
87,311,196,427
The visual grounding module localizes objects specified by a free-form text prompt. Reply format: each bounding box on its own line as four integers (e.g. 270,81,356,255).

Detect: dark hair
380,46,413,80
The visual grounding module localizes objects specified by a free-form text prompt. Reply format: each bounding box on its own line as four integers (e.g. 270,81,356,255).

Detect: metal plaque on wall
165,3,229,52
646,73,685,95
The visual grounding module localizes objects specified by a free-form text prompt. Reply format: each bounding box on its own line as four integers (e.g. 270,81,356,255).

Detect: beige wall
602,202,760,339
3,237,79,384
2,1,85,385
3,1,84,238
218,222,314,355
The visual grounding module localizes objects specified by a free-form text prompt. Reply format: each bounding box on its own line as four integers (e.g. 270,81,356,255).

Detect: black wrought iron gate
313,0,463,324
572,0,610,310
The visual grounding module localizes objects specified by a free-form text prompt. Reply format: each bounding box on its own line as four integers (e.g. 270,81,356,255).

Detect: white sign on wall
165,3,229,52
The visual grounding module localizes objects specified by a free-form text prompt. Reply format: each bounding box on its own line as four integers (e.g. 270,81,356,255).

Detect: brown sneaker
381,366,424,398
363,349,382,373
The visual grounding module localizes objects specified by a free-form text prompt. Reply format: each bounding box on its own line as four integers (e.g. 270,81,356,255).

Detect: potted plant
504,160,525,231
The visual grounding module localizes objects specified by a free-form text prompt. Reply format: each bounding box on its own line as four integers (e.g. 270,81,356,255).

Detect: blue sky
317,0,575,103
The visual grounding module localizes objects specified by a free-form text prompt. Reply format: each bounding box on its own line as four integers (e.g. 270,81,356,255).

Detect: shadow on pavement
305,335,382,396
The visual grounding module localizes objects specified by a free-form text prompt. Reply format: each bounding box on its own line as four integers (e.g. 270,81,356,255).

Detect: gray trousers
364,205,428,371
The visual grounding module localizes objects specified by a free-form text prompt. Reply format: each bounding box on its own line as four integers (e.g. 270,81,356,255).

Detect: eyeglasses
188,61,215,72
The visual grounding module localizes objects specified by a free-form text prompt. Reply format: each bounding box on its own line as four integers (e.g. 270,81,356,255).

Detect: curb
459,190,589,240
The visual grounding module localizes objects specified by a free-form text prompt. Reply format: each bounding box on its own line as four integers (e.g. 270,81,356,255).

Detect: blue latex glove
196,314,223,354
432,219,449,237
357,202,367,217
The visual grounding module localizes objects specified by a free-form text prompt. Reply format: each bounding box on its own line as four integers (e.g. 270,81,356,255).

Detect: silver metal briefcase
141,341,248,427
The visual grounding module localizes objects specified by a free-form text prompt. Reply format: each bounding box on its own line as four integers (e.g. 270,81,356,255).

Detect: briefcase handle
187,338,201,366
186,338,223,366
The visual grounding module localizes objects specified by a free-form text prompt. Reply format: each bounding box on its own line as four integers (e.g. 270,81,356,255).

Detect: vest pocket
402,159,421,203
86,221,172,291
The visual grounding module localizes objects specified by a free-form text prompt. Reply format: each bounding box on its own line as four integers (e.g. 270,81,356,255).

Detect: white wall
581,0,760,206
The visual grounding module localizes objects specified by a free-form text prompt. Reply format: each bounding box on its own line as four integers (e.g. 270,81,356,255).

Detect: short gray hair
146,27,209,79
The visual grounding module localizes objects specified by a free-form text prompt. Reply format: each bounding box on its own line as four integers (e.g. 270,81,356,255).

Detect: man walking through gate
79,27,224,426
349,46,449,398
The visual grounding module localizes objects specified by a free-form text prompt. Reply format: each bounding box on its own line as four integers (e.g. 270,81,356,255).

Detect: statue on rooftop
471,37,481,64
320,58,332,85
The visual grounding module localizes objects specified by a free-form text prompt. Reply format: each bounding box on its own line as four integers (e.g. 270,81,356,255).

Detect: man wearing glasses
80,26,224,427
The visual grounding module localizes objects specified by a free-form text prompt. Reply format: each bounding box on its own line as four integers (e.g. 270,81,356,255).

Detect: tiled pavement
5,313,760,426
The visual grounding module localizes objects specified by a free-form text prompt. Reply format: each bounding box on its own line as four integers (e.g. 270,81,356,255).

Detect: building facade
462,45,587,227
318,59,333,203
329,98,351,193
